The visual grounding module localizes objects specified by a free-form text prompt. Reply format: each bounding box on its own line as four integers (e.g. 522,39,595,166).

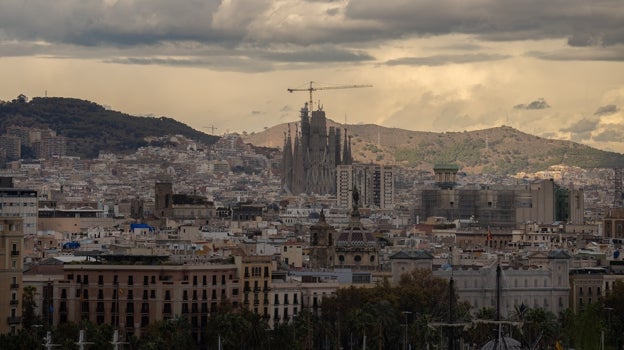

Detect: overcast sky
1,0,623,152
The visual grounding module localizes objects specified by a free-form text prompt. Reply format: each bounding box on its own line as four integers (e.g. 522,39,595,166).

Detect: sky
1,0,624,152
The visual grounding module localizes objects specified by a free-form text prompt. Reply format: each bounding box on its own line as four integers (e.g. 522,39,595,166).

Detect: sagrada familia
281,103,352,195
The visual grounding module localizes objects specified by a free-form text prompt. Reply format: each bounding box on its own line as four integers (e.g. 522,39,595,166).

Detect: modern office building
336,164,395,209
0,185,38,235
416,179,584,229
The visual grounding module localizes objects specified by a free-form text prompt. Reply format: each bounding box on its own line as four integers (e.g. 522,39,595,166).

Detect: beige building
24,259,240,340
568,266,624,313
0,188,38,235
235,254,272,318
38,208,114,234
603,208,624,239
0,217,24,334
390,249,571,318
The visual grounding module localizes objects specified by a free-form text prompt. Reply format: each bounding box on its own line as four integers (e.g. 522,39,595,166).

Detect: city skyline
1,1,623,152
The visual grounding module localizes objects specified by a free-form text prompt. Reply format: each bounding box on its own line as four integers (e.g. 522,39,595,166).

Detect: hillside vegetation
0,95,218,159
243,121,624,175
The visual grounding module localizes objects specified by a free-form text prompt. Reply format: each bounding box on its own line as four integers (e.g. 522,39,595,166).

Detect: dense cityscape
1,102,624,350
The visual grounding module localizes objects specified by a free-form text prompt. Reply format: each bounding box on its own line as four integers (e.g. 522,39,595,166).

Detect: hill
243,120,624,175
0,95,218,159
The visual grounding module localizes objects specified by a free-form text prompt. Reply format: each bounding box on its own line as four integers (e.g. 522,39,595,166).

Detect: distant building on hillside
154,181,215,225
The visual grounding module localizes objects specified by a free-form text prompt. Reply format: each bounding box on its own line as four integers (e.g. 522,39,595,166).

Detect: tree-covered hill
0,95,218,159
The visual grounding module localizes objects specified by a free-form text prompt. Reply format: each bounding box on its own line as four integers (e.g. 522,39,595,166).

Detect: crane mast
287,81,372,111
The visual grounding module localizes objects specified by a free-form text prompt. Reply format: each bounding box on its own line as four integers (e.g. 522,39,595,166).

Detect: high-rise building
0,135,21,161
281,103,351,195
336,164,395,209
0,217,24,334
416,179,583,229
0,185,38,235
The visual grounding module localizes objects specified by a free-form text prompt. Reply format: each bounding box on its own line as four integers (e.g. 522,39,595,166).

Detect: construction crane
287,81,372,111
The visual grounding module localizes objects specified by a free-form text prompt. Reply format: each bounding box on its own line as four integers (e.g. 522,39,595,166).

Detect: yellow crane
287,81,372,111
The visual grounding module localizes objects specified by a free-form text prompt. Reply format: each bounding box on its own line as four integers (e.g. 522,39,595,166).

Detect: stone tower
308,210,337,269
281,103,352,195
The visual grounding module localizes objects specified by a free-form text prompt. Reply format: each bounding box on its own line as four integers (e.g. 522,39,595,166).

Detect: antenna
203,125,218,135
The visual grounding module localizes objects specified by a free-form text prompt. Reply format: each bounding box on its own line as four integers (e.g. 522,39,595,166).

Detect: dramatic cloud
385,53,508,66
561,118,600,134
594,126,624,142
1,0,624,153
513,98,550,110
0,0,622,65
594,104,619,116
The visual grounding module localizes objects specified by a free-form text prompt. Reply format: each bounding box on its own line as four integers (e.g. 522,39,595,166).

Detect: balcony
10,250,19,256
7,316,21,325
9,300,19,306
9,283,19,289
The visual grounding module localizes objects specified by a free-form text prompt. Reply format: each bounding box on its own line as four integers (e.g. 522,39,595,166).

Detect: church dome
336,211,377,248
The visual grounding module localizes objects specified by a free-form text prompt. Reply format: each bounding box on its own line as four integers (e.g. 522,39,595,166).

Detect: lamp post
402,311,412,350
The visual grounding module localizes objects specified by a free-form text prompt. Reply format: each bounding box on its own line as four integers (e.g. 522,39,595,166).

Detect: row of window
63,288,237,300
70,273,233,286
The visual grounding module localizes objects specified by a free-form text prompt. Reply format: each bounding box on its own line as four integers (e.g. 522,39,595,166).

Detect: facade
603,208,624,239
416,179,584,229
269,280,302,328
308,210,337,269
0,217,24,334
0,135,21,161
281,103,352,195
390,250,571,318
25,262,240,340
568,266,624,313
38,207,111,234
0,187,38,235
154,182,215,224
336,164,395,209
235,254,272,319
388,250,434,285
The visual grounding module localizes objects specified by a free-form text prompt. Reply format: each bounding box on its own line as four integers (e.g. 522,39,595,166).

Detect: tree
604,280,624,348
21,285,41,328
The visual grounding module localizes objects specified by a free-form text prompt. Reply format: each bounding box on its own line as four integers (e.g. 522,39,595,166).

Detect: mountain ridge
242,120,624,175
1,95,622,175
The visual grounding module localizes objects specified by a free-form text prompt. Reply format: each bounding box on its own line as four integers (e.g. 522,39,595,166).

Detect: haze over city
1,0,623,152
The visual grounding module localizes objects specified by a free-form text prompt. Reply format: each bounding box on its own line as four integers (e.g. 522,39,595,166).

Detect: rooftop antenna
203,125,218,135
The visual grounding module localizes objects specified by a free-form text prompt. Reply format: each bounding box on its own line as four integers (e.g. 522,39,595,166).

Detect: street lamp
402,311,412,350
